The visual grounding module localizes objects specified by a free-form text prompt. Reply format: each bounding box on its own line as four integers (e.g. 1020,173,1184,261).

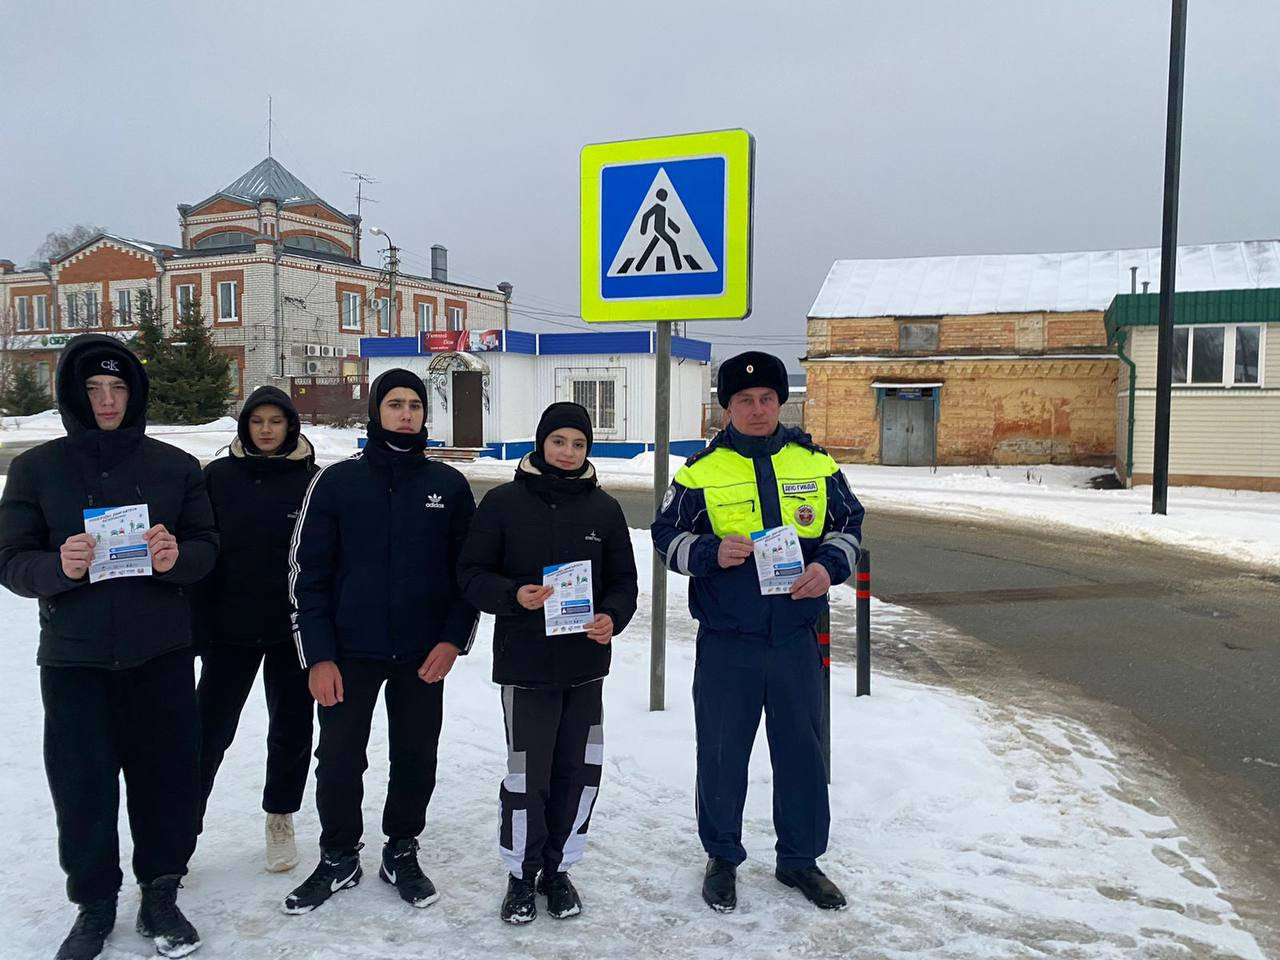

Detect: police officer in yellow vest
652,351,863,914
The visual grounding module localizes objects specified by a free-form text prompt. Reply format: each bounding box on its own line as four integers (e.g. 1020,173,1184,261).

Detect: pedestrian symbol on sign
608,168,717,278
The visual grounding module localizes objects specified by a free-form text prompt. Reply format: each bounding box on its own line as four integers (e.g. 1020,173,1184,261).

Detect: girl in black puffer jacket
458,401,638,924
193,386,317,873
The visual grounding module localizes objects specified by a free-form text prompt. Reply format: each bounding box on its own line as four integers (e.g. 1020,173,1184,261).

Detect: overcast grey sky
2,0,1277,367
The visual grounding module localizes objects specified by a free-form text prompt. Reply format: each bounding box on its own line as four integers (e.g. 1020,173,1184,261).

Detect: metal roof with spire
222,157,319,204
181,157,355,224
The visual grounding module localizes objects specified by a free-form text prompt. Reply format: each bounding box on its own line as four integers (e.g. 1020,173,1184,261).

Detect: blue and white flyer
751,525,804,595
83,504,152,584
543,559,594,636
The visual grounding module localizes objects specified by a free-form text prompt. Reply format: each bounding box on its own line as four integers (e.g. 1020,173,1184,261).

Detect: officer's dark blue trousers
692,625,830,870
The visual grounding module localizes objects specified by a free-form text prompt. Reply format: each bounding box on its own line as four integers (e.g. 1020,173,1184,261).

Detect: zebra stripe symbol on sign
607,168,717,278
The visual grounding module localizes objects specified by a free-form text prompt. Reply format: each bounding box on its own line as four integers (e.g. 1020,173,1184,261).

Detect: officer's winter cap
716,351,789,409
536,401,594,453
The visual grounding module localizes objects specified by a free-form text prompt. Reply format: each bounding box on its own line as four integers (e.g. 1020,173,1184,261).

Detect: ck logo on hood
425,494,445,509
100,359,121,372
585,530,602,543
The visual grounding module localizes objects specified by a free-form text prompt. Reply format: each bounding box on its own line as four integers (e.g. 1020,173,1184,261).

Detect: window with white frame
217,281,238,322
116,289,132,325
448,306,463,331
64,293,80,327
1171,324,1263,387
84,291,100,327
15,296,30,332
34,360,51,396
177,284,195,318
341,291,361,330
34,295,48,331
374,297,391,334
571,378,617,431
418,302,434,332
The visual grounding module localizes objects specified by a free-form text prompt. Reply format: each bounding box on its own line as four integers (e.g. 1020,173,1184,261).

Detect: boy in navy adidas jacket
283,369,477,915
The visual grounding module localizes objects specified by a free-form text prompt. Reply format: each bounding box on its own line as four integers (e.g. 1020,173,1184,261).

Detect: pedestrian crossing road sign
580,129,754,323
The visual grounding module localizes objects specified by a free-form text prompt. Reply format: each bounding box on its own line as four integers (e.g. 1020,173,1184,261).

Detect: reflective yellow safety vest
674,442,840,540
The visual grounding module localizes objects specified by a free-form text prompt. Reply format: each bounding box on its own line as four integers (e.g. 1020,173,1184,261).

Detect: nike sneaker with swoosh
282,847,363,914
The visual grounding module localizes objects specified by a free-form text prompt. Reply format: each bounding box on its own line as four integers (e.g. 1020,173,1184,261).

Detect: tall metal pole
650,322,672,711
1152,0,1188,515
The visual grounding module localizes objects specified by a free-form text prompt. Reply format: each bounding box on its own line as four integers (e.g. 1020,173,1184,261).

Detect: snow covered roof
809,240,1280,319
222,157,319,204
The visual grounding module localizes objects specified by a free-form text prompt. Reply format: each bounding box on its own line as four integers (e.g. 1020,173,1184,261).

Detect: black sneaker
135,876,201,958
702,857,737,913
282,846,363,915
536,870,582,919
379,838,439,908
775,865,847,910
56,898,116,960
500,874,537,924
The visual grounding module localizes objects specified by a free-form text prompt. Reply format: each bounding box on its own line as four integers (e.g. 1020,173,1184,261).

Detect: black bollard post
818,606,831,784
856,548,871,697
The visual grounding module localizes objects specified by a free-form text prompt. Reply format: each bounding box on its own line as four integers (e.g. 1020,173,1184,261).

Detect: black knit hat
368,368,429,421
716,351,789,408
536,401,593,454
76,347,138,391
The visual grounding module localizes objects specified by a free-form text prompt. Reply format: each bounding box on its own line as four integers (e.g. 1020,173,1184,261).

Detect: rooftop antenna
344,171,379,220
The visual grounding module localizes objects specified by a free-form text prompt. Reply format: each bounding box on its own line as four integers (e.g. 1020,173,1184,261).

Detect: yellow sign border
580,128,753,323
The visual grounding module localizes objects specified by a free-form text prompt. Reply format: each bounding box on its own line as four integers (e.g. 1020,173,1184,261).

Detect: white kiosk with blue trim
361,329,711,458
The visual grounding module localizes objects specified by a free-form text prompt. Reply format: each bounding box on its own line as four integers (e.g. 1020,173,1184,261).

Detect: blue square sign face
599,155,726,301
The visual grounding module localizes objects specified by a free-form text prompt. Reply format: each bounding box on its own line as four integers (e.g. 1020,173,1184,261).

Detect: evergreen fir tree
143,295,232,424
0,361,53,417
131,288,166,365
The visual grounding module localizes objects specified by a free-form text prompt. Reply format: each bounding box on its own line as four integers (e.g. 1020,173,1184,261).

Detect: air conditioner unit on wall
334,347,348,358
320,345,335,357
305,344,321,357
305,360,322,375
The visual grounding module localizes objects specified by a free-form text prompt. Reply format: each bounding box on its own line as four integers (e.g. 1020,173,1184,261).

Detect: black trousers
196,641,314,820
41,648,201,905
314,658,444,852
499,680,604,880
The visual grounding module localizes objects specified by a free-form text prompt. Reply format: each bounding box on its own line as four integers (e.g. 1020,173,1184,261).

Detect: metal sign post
580,129,755,710
650,323,672,709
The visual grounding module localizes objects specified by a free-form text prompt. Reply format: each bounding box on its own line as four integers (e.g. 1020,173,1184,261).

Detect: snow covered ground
0,533,1266,959
4,411,1277,570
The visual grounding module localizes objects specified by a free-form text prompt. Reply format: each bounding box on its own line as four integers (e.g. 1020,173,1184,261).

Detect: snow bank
0,532,1263,959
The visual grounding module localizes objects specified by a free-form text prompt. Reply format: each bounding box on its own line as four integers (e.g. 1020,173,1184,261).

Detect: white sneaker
266,813,299,873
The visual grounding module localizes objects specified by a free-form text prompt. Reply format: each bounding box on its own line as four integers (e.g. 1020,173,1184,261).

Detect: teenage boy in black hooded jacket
458,401,638,923
193,386,318,873
0,333,218,960
283,369,478,915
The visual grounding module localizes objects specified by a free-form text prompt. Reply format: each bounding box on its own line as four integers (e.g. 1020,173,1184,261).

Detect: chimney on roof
431,245,448,283
1142,281,1150,294
0,259,14,274
1130,266,1138,294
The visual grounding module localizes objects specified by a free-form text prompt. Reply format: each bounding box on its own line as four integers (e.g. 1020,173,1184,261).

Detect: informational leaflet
83,504,152,584
543,559,594,636
751,525,805,595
